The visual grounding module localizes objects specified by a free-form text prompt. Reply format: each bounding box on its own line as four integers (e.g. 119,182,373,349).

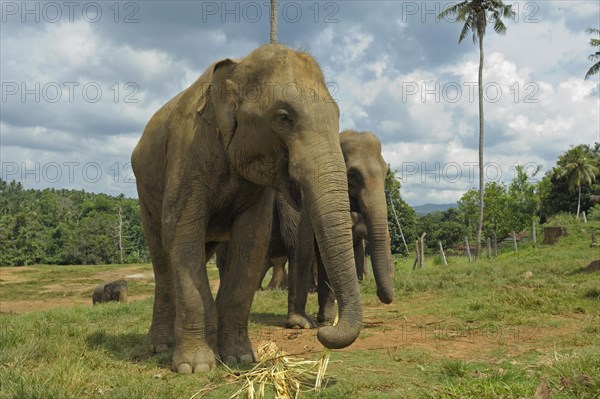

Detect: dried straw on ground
191,341,332,399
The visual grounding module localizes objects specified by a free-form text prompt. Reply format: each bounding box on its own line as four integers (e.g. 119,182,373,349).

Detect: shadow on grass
85,331,171,367
250,312,290,327
570,260,600,275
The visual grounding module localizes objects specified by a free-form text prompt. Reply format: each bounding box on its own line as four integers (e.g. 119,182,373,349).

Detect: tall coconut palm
585,28,600,80
270,0,278,44
556,145,599,219
438,0,514,259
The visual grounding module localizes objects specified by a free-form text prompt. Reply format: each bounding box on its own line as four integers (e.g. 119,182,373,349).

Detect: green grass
1,219,599,398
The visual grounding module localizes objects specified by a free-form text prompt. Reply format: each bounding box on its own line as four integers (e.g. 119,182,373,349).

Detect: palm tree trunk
270,0,278,44
576,184,581,219
476,36,485,260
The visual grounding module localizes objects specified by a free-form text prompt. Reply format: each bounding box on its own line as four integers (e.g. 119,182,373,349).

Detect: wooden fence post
492,232,498,257
583,212,588,223
465,236,472,262
486,238,491,259
419,233,426,268
532,220,537,245
512,231,518,254
438,241,447,266
413,239,419,270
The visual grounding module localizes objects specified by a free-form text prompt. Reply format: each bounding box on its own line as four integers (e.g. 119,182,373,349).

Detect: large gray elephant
131,44,362,374
287,131,395,327
92,280,128,305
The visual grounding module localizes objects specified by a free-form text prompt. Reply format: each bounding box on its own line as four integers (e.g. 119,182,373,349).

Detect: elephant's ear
199,58,240,147
103,283,112,296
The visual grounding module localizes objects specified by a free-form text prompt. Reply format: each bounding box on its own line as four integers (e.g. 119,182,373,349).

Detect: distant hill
412,203,458,216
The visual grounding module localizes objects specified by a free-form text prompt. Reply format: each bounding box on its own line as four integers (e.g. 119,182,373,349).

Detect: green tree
482,181,508,240
585,28,600,80
418,208,467,251
507,164,541,232
555,145,599,219
457,188,479,238
438,0,515,257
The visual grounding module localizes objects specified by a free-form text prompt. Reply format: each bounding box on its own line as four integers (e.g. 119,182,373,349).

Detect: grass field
1,219,599,398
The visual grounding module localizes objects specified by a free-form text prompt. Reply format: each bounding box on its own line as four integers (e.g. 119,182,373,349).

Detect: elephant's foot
219,332,256,366
172,342,217,374
147,323,174,353
285,312,316,329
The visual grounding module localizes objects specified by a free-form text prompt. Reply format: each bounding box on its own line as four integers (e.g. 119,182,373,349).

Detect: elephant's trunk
293,143,362,349
362,192,394,304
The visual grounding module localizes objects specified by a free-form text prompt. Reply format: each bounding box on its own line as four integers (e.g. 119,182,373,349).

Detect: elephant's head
200,45,361,349
106,280,128,303
341,131,394,304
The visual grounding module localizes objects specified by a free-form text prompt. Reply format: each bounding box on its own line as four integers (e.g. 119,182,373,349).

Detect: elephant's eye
347,170,360,182
273,109,294,130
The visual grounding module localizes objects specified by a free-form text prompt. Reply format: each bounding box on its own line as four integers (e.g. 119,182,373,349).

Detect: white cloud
1,3,598,207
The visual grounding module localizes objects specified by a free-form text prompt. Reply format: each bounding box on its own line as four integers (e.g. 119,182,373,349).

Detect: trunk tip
377,289,393,304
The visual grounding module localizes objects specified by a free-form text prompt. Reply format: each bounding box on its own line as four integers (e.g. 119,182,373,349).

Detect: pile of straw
225,341,332,399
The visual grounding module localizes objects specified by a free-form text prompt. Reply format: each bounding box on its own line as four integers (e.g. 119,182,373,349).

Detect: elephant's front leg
286,207,317,329
169,237,218,373
216,194,273,365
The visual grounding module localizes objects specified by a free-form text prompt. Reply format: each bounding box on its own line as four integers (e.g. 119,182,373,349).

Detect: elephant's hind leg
139,199,175,353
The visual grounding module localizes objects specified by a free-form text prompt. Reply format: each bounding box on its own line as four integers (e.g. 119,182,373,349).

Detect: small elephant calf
92,280,128,305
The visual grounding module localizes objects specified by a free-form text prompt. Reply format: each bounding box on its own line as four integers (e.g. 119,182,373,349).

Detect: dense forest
0,180,148,266
1,144,598,266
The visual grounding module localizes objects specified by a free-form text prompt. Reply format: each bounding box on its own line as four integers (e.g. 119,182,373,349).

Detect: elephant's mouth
349,196,360,212
283,151,302,210
286,176,302,210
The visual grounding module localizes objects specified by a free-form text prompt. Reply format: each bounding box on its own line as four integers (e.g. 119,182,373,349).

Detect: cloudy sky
1,0,598,205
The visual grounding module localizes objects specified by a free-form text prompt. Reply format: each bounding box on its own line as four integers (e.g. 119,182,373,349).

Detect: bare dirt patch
249,310,588,362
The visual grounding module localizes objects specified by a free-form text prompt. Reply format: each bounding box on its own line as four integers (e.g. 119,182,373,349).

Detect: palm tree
270,0,278,44
555,145,599,219
438,0,514,258
585,28,600,80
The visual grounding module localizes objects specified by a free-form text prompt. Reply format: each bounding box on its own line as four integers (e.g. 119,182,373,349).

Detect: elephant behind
287,130,395,327
92,280,128,305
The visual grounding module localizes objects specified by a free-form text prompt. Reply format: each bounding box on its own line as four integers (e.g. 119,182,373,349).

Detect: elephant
131,44,362,374
92,280,128,305
287,130,395,327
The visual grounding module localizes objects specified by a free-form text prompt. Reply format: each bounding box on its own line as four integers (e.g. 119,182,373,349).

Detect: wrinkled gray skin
288,131,395,327
92,280,128,305
131,45,362,374
215,197,298,291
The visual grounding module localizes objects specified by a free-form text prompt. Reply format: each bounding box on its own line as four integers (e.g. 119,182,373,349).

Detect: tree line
0,180,149,266
386,143,600,255
1,144,598,266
